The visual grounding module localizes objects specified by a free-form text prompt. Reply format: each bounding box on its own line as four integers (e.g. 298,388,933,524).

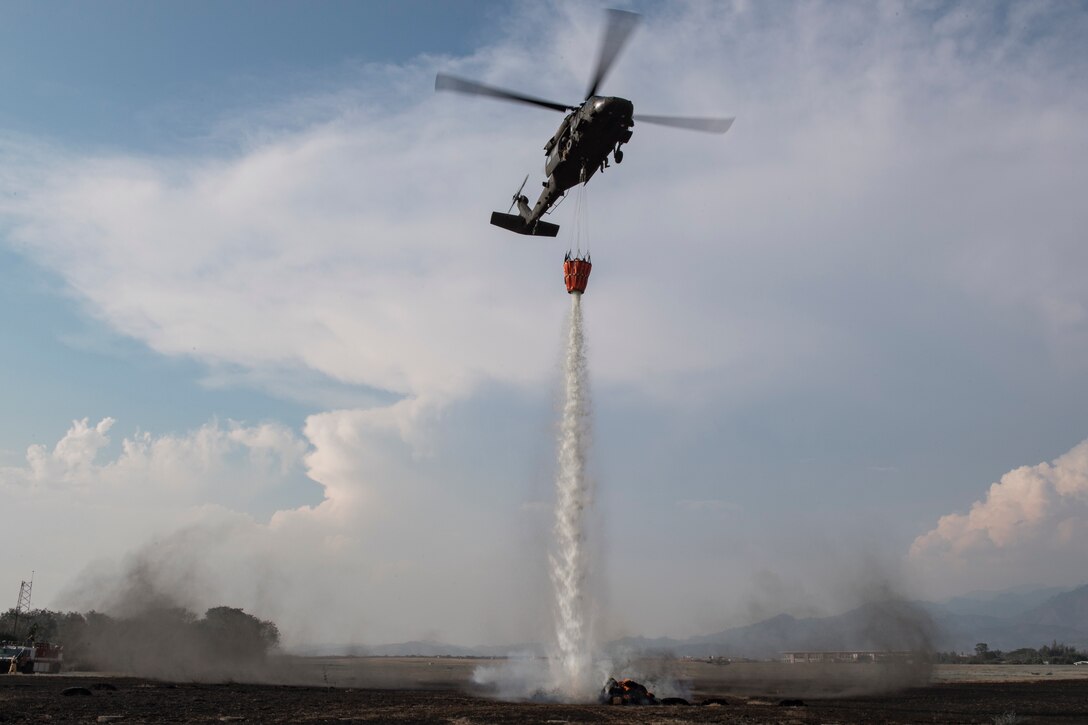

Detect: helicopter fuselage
437,8,732,238
518,96,634,227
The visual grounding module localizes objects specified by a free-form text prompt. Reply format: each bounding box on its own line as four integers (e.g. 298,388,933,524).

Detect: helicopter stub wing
490,212,560,237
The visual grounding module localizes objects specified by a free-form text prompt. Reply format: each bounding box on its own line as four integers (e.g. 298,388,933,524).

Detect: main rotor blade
633,114,736,134
435,73,571,113
585,9,641,100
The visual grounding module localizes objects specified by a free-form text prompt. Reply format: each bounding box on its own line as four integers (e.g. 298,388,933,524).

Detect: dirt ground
1,659,1087,724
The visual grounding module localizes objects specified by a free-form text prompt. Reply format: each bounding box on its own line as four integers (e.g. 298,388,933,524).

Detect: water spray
548,254,596,700
472,255,598,702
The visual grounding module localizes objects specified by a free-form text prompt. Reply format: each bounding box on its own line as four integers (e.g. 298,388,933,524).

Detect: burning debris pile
599,677,697,707
601,677,656,705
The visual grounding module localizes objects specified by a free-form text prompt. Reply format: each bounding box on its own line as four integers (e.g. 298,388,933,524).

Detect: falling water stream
549,290,595,700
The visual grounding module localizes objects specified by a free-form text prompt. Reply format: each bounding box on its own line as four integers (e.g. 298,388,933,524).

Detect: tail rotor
507,174,530,213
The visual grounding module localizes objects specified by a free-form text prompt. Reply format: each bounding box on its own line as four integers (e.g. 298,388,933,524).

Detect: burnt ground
2,673,1088,724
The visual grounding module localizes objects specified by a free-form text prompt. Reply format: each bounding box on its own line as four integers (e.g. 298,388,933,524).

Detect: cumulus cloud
0,419,318,642
2,2,1083,419
3,417,308,511
2,2,1088,644
26,416,114,479
1,412,533,647
909,439,1088,594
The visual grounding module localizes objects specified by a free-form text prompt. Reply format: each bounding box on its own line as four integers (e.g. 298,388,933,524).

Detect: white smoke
471,652,552,702
909,438,1088,594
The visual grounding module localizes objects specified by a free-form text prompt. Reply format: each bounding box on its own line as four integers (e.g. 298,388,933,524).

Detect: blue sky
2,1,1088,648
0,1,504,147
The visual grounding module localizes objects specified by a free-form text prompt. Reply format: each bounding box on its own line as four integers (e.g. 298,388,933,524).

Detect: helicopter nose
590,97,633,121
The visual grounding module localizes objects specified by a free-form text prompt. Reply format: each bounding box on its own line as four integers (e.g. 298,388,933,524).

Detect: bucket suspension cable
564,181,592,295
571,182,590,258
581,184,590,257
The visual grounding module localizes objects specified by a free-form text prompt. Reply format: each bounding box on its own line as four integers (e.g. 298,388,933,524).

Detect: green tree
0,608,62,643
1004,647,1042,664
197,606,279,661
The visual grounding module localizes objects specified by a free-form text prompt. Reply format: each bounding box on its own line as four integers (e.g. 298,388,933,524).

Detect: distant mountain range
934,585,1068,620
296,583,1088,658
919,583,1088,652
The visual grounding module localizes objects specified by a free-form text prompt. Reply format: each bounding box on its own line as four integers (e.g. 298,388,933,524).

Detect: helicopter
435,8,734,237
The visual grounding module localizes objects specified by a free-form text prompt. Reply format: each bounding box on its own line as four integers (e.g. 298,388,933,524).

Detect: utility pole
12,573,33,641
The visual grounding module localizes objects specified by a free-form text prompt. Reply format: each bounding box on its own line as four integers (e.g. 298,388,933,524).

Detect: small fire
601,677,656,705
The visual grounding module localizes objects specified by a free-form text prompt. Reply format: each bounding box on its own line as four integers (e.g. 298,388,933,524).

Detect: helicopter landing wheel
614,148,624,163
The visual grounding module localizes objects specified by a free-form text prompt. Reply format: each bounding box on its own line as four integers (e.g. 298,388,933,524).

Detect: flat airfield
2,659,1087,723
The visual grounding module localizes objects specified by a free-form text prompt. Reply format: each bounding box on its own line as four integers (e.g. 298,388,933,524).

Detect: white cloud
2,417,308,510
26,416,114,480
2,2,1088,643
909,438,1088,594
1,413,533,647
0,419,321,643
1,397,572,648
2,3,1082,420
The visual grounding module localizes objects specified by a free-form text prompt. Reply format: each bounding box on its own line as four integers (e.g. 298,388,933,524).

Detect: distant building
781,651,915,663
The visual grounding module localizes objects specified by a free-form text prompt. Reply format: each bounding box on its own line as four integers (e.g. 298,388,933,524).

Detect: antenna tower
12,574,33,640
